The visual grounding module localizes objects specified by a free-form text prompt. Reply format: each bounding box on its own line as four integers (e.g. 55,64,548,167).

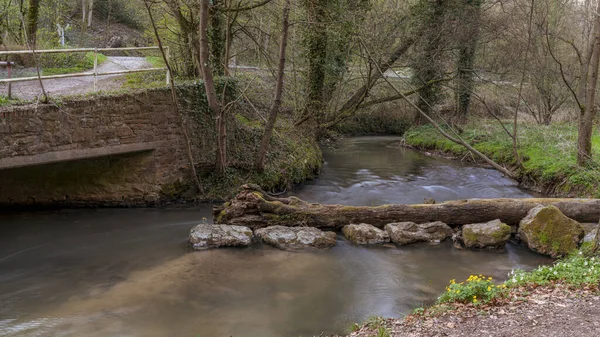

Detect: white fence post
165,46,171,85
93,48,98,91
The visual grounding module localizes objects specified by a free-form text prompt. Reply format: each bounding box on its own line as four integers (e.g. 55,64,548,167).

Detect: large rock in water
385,221,453,245
518,205,585,258
342,223,390,245
255,226,337,249
460,219,511,249
189,224,253,250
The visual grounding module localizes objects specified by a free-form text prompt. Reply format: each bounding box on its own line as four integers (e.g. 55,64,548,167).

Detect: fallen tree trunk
213,185,600,229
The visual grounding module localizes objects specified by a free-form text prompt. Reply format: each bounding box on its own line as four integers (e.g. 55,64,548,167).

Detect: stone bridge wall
0,88,207,207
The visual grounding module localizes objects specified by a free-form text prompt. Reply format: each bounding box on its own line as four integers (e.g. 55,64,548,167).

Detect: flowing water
0,137,552,337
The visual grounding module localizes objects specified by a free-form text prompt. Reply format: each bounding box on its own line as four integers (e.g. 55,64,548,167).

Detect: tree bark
214,185,600,229
200,0,227,172
87,0,94,28
412,0,446,124
303,0,328,131
25,0,40,47
210,0,225,76
454,0,482,123
577,0,600,166
254,0,290,171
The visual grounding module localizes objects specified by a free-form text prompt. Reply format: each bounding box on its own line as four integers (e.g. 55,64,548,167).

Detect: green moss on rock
518,205,584,258
461,219,511,249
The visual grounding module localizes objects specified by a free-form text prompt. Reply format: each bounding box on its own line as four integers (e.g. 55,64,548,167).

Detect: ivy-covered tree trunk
304,0,328,131
412,0,446,124
26,0,40,46
200,0,227,172
210,0,226,76
454,0,482,124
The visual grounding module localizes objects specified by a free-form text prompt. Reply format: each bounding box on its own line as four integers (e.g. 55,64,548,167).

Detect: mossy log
213,184,600,229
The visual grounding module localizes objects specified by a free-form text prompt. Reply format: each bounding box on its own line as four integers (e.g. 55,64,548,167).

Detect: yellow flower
473,296,477,299
473,299,477,303
487,286,491,291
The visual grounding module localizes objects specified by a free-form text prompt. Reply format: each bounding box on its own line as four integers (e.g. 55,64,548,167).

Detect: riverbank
343,249,600,337
403,122,600,198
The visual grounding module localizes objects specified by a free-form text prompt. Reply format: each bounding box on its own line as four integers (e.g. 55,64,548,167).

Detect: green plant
437,275,507,305
376,326,391,337
506,253,600,287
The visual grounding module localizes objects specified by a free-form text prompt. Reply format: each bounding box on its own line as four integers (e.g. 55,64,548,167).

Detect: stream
0,137,552,337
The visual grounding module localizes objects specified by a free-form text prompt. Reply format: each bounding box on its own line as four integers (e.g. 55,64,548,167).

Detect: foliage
506,253,600,287
437,275,508,305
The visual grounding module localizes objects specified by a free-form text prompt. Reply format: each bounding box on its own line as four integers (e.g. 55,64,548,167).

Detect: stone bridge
0,88,206,207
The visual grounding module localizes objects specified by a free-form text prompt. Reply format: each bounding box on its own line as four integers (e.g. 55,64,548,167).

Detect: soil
0,56,152,101
345,285,600,337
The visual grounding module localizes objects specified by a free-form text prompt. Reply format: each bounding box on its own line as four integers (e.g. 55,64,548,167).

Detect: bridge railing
0,46,170,96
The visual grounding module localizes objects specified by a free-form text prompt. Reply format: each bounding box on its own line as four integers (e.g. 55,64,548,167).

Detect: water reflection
0,137,551,337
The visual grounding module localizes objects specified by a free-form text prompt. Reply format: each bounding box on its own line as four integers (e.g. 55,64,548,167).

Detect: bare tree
255,0,290,171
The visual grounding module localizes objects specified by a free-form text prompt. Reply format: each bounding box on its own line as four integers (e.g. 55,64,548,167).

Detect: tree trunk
200,0,226,172
223,10,233,76
210,0,225,76
255,0,290,171
82,0,86,28
577,0,600,166
87,0,94,28
25,0,40,46
214,185,600,229
454,0,482,124
303,0,328,131
412,0,446,124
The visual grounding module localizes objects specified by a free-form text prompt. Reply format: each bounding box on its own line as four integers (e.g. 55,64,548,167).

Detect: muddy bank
344,285,600,337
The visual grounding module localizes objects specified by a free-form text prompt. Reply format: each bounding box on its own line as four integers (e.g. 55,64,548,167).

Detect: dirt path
1,56,152,101
347,286,600,337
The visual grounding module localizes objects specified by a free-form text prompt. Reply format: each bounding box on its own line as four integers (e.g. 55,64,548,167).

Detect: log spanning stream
0,137,554,337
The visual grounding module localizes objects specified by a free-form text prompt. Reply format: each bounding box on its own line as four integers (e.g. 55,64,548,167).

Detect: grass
41,52,107,76
123,56,167,89
404,121,600,197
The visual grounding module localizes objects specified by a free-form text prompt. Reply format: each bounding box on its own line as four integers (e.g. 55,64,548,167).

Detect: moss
216,210,227,223
521,206,584,257
159,179,190,198
493,224,511,240
463,229,478,244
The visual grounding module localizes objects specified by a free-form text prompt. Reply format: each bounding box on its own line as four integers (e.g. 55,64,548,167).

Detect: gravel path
0,56,152,101
347,286,600,337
